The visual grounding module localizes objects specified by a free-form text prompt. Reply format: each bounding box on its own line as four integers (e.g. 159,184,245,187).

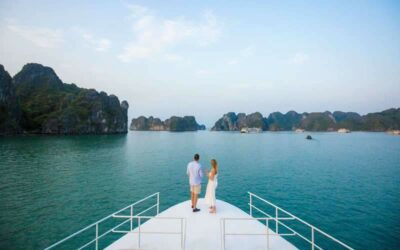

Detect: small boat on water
240,127,262,133
45,192,354,250
387,130,400,135
338,128,351,133
295,129,305,133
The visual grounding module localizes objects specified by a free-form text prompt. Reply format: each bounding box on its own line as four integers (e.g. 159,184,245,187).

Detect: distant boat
338,128,351,133
306,135,312,140
295,128,305,133
387,130,400,135
240,127,262,133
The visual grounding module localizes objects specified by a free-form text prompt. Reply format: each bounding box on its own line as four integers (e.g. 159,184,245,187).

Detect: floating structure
295,129,305,133
306,135,313,140
338,128,351,133
45,192,353,250
387,130,400,135
240,127,262,133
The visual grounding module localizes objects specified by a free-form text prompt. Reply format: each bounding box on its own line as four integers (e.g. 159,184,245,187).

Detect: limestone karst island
1,63,399,135
1,63,128,135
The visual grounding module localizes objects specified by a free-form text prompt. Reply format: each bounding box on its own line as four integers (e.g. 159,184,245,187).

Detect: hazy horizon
1,0,399,127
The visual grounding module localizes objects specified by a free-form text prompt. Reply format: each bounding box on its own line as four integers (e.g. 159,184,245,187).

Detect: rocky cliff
211,112,267,131
130,116,205,132
212,109,400,132
0,63,129,135
0,65,21,135
361,108,400,131
299,112,337,131
267,111,304,131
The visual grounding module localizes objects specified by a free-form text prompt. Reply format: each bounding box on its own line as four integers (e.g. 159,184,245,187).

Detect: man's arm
198,165,204,178
187,164,190,176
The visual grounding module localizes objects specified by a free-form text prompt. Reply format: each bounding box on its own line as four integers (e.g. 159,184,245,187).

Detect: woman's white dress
205,173,218,207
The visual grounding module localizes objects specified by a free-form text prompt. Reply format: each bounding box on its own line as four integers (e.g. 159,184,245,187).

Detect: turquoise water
0,132,399,249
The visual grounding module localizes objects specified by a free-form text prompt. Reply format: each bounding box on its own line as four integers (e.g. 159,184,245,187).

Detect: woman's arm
209,169,215,180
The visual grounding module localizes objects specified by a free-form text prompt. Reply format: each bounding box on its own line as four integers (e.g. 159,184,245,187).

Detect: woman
204,159,218,213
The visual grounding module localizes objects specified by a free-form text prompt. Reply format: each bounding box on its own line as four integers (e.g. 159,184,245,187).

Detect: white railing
45,192,185,250
220,217,296,250
225,192,353,250
112,215,186,250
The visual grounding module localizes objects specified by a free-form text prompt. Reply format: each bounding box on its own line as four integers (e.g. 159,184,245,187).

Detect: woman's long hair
211,159,218,174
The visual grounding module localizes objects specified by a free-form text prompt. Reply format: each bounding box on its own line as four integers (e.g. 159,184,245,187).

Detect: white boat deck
106,198,297,250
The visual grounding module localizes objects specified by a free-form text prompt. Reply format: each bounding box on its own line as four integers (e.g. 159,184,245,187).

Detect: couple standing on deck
186,154,218,213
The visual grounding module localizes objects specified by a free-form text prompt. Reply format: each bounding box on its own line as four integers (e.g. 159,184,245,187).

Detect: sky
0,0,399,127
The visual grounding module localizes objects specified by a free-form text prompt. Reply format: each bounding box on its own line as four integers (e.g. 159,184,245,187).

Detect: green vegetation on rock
212,109,400,132
0,65,21,135
130,115,205,131
0,63,129,135
212,112,267,131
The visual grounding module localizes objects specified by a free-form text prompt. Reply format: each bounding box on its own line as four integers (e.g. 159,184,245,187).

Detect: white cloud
226,45,255,65
227,59,239,65
7,24,63,48
82,34,111,52
290,52,310,64
73,28,111,52
240,45,255,57
118,5,221,62
195,69,212,76
164,53,184,62
127,4,149,18
197,10,220,46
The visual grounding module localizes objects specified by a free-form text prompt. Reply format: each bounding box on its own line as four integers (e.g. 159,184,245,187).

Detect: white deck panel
105,198,297,250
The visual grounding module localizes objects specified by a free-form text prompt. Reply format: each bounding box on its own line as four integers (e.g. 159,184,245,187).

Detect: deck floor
105,198,297,250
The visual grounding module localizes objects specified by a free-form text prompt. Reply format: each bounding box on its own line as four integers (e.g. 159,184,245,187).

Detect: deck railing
220,217,296,250
45,192,186,250
112,215,186,250
221,192,354,250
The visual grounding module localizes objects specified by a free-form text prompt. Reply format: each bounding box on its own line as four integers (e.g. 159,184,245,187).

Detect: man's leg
192,186,201,212
191,191,194,207
193,193,198,208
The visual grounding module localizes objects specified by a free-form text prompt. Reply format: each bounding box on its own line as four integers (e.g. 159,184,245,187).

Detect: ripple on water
0,132,399,249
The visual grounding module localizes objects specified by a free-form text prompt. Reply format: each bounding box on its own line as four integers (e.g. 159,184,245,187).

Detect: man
187,153,203,212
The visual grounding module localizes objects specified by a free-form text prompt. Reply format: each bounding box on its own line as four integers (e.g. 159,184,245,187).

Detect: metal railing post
138,217,141,248
222,219,226,250
266,219,270,250
130,205,133,231
250,193,253,216
157,193,160,215
95,223,99,250
275,208,279,234
181,218,184,250
311,227,315,250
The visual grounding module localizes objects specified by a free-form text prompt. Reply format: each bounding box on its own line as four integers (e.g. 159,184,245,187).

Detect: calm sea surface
0,132,399,249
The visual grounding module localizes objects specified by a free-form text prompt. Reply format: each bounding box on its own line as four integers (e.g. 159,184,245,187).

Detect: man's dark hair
194,154,200,161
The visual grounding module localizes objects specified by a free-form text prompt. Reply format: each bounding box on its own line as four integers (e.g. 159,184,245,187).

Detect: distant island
212,109,400,132
0,63,129,135
2,63,399,135
130,116,206,132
